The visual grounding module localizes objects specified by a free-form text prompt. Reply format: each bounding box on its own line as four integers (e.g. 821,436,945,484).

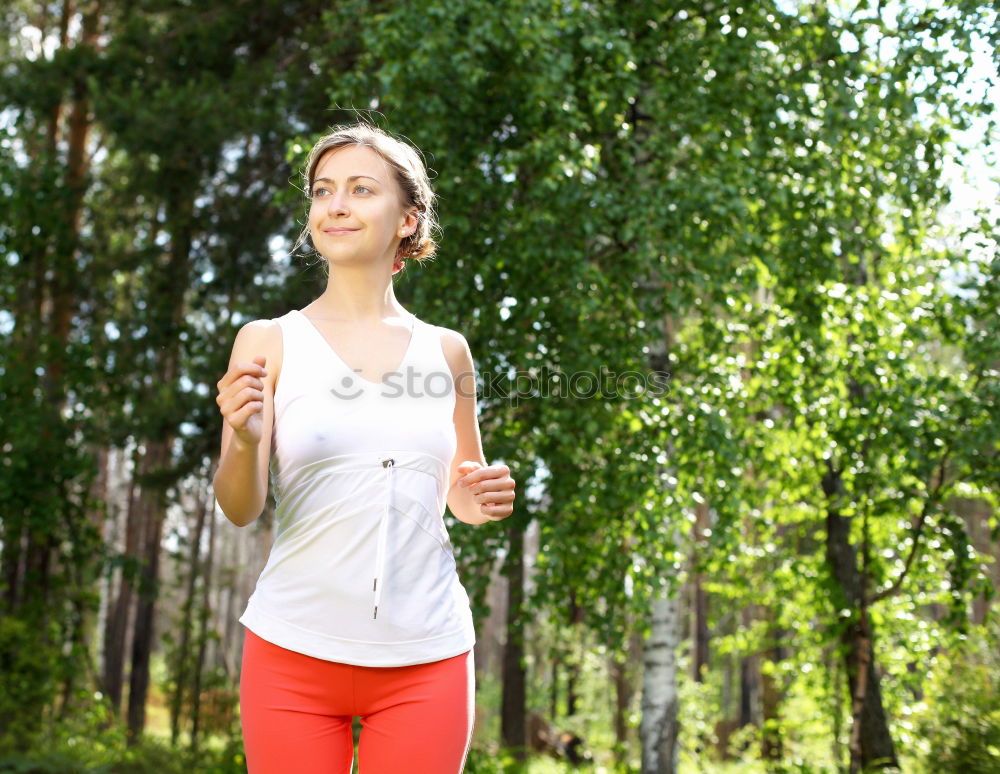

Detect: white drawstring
372,458,395,619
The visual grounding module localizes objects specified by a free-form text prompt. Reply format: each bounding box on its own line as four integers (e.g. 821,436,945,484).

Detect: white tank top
238,309,476,666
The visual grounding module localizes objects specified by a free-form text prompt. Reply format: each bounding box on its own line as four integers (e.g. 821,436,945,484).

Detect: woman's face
308,144,416,270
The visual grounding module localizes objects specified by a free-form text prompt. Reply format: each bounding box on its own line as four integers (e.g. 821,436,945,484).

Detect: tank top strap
408,316,448,372
275,309,310,365
406,314,429,361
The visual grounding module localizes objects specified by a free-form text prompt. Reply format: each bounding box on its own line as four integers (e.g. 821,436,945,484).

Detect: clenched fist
216,355,268,447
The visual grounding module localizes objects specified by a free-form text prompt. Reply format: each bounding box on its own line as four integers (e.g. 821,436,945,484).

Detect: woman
213,121,517,774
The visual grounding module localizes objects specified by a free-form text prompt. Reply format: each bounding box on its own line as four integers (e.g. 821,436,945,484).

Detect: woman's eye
311,185,370,197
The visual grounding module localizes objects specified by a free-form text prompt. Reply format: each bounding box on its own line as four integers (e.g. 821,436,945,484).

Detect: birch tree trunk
640,310,683,774
641,587,681,774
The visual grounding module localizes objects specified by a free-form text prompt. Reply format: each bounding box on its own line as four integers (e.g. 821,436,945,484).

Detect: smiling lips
324,228,359,235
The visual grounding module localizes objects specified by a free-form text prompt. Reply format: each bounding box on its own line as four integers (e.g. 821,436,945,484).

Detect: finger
234,385,264,406
226,399,264,431
456,462,482,479
218,364,253,391
218,387,264,418
461,463,504,484
474,490,515,505
237,374,266,392
466,475,515,495
238,361,268,380
469,479,513,495
482,503,513,519
219,376,264,404
458,469,486,487
222,396,262,425
217,361,268,391
237,399,264,420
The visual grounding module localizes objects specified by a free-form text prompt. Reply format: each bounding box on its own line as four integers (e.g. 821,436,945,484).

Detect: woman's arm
212,320,281,527
440,328,516,525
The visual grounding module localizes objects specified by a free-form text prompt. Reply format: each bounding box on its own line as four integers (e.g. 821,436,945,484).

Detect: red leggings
239,628,475,773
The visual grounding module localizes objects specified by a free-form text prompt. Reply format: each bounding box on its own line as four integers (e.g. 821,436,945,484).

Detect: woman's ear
401,209,419,236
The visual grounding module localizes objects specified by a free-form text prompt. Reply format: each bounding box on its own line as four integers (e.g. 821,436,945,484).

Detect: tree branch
868,448,949,604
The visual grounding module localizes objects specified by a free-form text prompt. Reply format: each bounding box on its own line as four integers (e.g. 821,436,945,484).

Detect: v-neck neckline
293,308,418,387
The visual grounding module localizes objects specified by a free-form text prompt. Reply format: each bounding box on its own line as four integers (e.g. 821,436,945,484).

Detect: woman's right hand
216,355,268,447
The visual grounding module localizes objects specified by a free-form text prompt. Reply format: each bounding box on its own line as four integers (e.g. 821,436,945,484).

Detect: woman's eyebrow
313,175,382,185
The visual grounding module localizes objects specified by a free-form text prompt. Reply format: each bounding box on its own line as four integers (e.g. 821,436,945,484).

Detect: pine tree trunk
501,520,526,762
103,445,143,714
125,177,193,742
59,445,111,717
126,440,170,743
191,481,218,750
170,481,210,744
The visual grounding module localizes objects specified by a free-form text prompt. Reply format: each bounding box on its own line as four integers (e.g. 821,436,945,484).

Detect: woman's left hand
457,461,516,521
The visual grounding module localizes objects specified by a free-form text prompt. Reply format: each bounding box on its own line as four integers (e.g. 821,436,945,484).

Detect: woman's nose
326,190,350,215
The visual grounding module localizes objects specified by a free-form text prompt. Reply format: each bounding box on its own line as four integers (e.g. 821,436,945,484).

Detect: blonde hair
293,121,440,275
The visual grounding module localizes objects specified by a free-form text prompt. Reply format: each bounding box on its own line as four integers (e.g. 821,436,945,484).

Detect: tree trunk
170,480,210,744
125,172,194,742
549,652,559,719
739,606,755,728
58,445,111,717
0,522,24,612
191,480,218,751
610,626,642,768
610,654,629,755
641,588,681,774
10,0,101,654
103,444,143,714
501,520,526,762
760,617,786,762
566,593,583,718
691,501,710,682
822,462,898,770
126,440,171,743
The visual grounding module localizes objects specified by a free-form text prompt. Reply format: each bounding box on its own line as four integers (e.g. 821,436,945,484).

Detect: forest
1,0,998,772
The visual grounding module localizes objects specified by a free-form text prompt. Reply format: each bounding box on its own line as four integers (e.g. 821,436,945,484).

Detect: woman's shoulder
233,316,283,345
423,322,474,373
231,316,284,390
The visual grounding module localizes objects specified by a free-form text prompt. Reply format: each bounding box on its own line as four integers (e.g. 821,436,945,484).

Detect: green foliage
0,0,997,769
463,746,524,774
0,691,246,774
0,616,60,754
911,620,1000,774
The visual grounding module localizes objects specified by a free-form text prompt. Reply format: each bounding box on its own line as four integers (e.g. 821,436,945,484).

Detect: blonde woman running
213,121,516,774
